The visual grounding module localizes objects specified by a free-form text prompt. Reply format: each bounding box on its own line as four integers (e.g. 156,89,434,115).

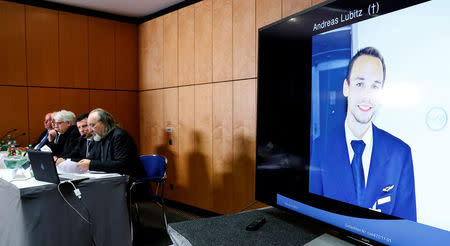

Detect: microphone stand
12,133,27,147
1,129,17,141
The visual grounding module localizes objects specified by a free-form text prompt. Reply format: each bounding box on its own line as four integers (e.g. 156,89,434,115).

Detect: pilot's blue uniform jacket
309,123,417,221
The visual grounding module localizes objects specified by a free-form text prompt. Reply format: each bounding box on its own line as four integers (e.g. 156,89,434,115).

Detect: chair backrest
139,155,167,179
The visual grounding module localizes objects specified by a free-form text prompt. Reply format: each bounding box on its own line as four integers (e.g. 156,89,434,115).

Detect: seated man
47,110,80,157
56,113,100,164
77,108,145,181
32,112,54,150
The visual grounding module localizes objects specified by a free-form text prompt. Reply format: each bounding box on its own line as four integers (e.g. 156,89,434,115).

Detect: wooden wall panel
282,0,310,18
163,12,178,88
139,18,163,90
312,0,325,6
0,87,29,145
193,84,213,210
139,90,164,154
233,79,257,210
177,86,195,204
59,89,90,117
59,12,89,88
194,0,213,84
115,22,138,90
0,1,26,85
178,6,195,86
28,87,60,144
233,0,256,80
256,0,282,29
162,88,179,199
26,6,59,86
212,0,232,82
88,17,116,89
89,90,117,117
212,82,233,214
116,91,139,148
0,3,138,151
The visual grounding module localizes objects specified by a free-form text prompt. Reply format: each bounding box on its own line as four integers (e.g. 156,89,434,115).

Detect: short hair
53,110,76,124
76,113,89,122
90,108,117,136
346,47,386,85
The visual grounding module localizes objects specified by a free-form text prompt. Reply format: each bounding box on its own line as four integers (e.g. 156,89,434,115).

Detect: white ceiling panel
45,0,186,18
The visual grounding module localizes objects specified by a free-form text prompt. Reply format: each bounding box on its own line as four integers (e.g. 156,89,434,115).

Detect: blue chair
129,155,168,236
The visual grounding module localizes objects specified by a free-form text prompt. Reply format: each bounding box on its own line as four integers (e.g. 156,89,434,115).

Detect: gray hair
90,108,118,136
54,110,76,125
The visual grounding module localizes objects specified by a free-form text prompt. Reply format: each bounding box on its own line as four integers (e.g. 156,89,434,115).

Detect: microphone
1,129,17,140
11,132,26,146
13,132,26,139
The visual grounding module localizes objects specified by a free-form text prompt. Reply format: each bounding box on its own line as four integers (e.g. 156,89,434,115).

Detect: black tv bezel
255,0,430,245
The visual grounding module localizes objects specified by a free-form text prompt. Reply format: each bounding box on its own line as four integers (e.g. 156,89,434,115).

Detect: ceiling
45,0,186,18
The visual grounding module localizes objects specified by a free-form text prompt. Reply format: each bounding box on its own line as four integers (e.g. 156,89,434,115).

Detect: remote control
246,216,266,231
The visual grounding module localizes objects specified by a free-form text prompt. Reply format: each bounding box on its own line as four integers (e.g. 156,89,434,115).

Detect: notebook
28,151,88,184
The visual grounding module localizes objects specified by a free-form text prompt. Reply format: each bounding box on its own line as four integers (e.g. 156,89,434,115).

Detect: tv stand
168,207,358,245
305,233,354,246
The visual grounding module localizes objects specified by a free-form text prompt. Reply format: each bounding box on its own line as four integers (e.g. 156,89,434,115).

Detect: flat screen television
256,0,450,245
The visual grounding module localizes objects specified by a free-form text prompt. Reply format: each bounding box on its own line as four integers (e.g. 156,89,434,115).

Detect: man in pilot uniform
309,47,416,221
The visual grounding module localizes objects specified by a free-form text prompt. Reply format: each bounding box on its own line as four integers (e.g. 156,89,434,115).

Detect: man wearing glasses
76,108,145,181
47,110,80,157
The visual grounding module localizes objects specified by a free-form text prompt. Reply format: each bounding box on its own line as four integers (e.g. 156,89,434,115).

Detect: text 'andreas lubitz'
313,9,363,31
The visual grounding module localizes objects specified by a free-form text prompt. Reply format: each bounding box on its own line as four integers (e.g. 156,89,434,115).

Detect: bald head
44,113,53,130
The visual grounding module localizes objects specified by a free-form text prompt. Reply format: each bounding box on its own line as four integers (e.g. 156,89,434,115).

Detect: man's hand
77,159,91,172
48,130,57,142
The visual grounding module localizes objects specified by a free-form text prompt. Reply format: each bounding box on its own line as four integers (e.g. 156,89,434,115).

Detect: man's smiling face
343,54,384,125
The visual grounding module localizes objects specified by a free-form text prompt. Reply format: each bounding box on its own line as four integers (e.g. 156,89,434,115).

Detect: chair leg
134,203,140,225
161,182,168,232
128,185,134,243
129,183,139,244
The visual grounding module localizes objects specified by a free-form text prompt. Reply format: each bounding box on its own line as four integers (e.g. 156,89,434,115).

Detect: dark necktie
35,131,49,150
351,140,366,206
87,139,94,156
54,133,60,144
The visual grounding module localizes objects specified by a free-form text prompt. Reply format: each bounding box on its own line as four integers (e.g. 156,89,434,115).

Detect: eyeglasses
54,121,67,126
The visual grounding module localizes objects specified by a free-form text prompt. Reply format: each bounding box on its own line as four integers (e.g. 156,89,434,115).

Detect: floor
132,201,211,246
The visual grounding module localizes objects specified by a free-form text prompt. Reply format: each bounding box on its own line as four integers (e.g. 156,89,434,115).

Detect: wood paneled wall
0,0,139,147
139,0,324,214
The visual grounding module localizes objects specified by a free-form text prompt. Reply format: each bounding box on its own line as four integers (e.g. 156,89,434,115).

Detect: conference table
0,171,132,246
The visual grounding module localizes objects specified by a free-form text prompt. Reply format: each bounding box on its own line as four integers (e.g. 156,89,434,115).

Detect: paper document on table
56,160,86,174
40,145,52,152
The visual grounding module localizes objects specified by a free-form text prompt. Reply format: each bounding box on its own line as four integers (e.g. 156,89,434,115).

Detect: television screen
256,0,450,245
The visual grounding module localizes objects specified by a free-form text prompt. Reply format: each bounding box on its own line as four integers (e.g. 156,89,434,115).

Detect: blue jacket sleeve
391,147,417,222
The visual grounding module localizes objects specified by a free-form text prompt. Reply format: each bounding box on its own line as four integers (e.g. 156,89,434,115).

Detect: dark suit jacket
309,123,417,221
48,125,80,157
62,136,100,162
90,128,145,181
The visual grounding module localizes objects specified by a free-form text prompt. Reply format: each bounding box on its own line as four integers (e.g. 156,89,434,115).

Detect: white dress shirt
344,120,373,187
